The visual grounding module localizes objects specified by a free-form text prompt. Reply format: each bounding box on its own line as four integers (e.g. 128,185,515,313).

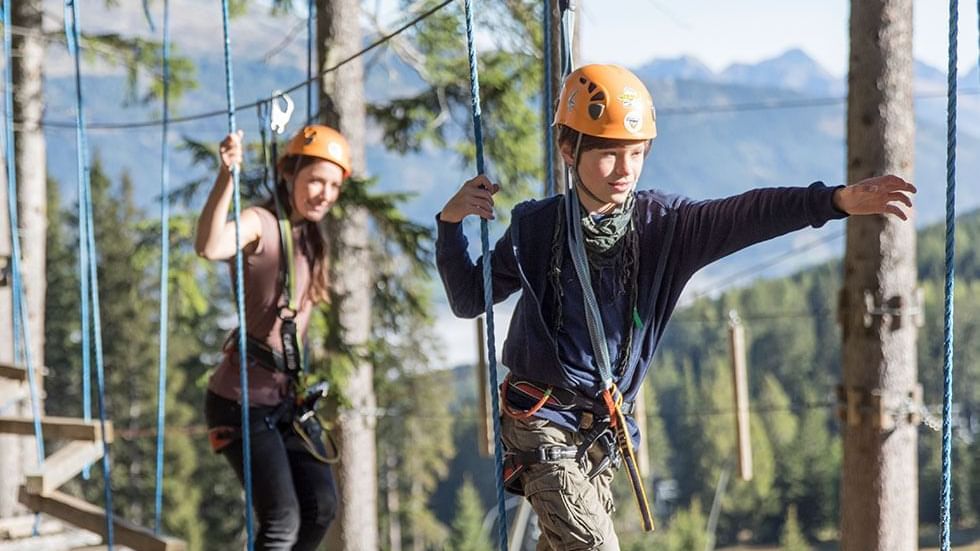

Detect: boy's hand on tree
834,175,916,221
439,175,500,223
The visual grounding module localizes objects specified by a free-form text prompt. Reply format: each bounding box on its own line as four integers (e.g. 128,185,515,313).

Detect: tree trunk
0,0,46,519
317,1,378,550
839,1,917,549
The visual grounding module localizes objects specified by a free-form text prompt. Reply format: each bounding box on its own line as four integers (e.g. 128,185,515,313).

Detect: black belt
223,329,287,373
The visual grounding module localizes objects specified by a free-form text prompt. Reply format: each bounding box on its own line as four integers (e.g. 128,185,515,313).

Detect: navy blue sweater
436,183,847,432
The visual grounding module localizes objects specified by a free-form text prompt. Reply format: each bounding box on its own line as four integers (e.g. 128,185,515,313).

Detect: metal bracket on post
861,288,924,329
837,383,925,431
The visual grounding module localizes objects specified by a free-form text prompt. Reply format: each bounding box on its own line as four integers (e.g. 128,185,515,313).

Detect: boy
436,64,914,550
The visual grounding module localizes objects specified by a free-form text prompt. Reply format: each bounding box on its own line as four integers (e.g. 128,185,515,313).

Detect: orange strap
501,376,553,420
600,385,624,428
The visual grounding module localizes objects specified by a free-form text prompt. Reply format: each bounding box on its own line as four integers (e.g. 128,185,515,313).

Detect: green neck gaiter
578,190,636,254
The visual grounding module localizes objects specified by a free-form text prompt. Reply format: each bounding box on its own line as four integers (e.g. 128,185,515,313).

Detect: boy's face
561,140,648,212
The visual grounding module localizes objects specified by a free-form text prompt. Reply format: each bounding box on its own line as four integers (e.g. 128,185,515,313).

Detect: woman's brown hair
272,154,332,305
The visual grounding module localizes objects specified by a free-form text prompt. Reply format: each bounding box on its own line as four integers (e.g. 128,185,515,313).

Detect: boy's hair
557,124,651,154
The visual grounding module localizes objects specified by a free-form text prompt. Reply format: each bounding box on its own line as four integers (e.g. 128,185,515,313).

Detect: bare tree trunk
839,1,917,549
317,1,378,550
0,0,46,520
385,453,402,551
0,124,15,519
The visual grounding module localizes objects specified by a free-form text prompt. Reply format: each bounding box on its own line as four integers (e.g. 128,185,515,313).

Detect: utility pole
839,1,918,549
543,0,562,197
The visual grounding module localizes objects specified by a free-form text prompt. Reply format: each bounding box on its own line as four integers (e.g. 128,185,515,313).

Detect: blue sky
579,0,978,75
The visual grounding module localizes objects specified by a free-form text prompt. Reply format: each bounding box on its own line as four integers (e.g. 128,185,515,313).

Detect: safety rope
307,0,315,123
461,1,507,549
64,2,115,547
941,0,958,548
153,0,172,535
218,1,255,548
2,0,46,510
543,1,555,196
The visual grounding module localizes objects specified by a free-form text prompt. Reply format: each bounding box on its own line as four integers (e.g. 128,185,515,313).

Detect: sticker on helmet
619,87,640,108
624,111,643,134
567,90,578,112
328,142,344,160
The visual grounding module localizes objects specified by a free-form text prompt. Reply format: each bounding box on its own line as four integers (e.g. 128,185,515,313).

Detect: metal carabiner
270,90,295,135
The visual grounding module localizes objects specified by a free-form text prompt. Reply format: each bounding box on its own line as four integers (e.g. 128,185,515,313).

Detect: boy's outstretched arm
436,175,522,319
673,174,916,276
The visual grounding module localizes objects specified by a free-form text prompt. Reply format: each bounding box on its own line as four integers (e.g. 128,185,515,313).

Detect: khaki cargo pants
501,415,620,551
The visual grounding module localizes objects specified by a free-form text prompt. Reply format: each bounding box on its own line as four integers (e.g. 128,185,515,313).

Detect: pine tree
779,504,811,551
449,477,492,551
663,500,708,551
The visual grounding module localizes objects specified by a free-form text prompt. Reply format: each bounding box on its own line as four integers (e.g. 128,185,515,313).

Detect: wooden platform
0,416,112,443
19,489,185,551
0,364,186,550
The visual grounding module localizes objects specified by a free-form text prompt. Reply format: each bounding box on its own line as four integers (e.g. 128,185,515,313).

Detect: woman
195,124,349,550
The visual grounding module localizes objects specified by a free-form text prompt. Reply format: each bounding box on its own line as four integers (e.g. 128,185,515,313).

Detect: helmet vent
588,104,604,120
590,92,605,101
587,83,597,93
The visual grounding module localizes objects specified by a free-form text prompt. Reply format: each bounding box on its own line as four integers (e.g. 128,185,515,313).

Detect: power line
29,0,455,131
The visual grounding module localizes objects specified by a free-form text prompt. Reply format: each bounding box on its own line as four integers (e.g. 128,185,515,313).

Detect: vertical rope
153,0,172,535
307,0,315,123
462,2,507,549
941,1,958,549
64,2,115,546
2,0,45,491
543,1,554,197
60,0,92,482
218,1,255,548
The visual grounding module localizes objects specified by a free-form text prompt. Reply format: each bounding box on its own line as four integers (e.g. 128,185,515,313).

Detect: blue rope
218,1,255,548
2,0,45,514
543,1,554,196
307,0,315,123
941,1,959,549
65,2,115,546
462,2,507,549
153,0,172,535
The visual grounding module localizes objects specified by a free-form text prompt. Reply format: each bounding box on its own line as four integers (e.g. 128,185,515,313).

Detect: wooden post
476,318,493,458
543,0,564,197
728,311,752,482
840,1,917,549
634,386,650,475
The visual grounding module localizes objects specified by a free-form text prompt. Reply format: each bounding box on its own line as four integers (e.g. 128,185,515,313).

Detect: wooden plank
0,416,113,443
0,362,27,382
728,312,753,482
25,441,104,495
19,487,186,551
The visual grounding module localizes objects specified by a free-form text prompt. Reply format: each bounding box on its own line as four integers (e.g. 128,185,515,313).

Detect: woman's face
290,159,344,222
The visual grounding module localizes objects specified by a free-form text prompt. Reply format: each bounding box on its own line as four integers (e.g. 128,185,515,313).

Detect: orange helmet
278,124,352,179
554,64,657,141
